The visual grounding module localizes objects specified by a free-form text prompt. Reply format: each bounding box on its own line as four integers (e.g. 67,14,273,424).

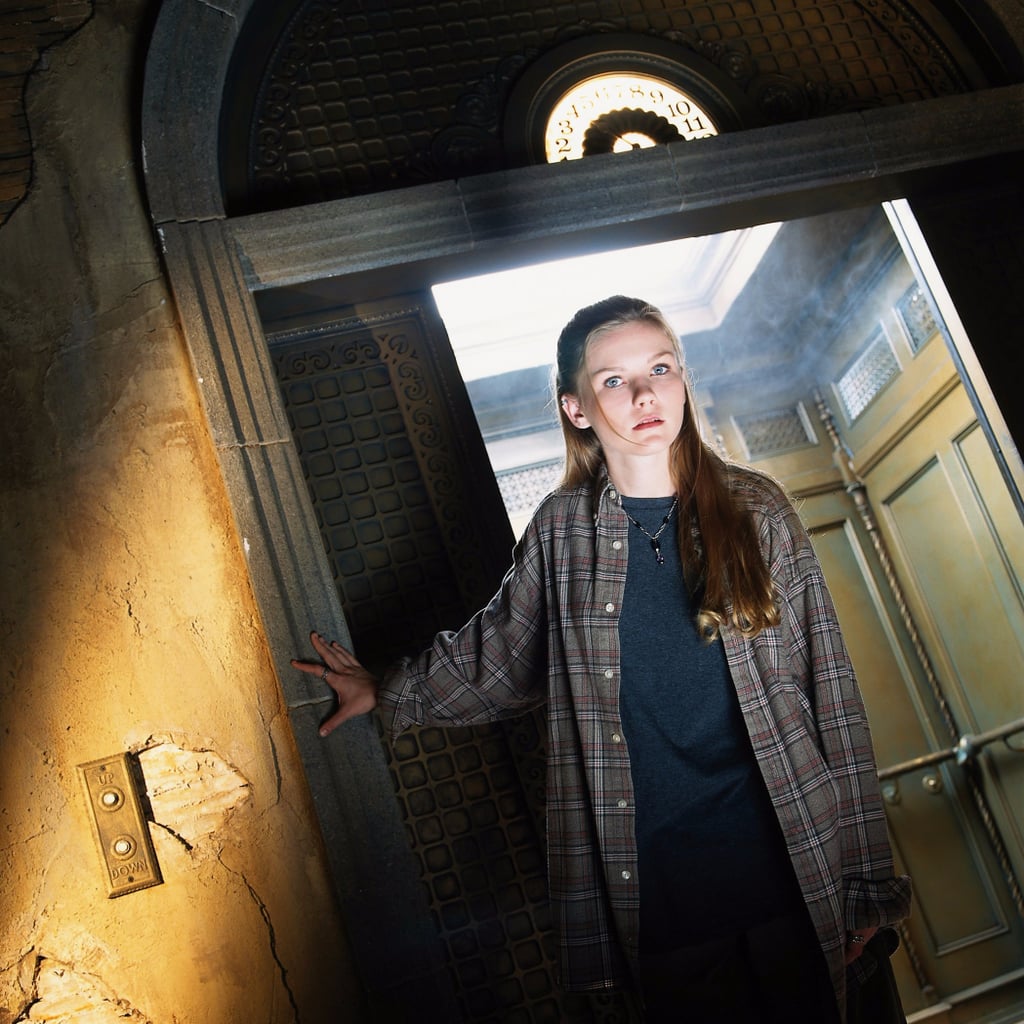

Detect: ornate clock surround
503,33,758,165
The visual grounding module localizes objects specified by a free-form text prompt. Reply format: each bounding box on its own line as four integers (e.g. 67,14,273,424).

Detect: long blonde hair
555,295,779,639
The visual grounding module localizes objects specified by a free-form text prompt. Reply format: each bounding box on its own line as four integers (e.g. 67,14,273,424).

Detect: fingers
291,632,358,676
326,637,363,670
293,629,379,737
309,630,347,661
319,708,347,737
844,925,878,964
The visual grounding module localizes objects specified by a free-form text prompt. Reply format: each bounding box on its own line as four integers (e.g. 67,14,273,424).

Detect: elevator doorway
427,203,1024,1021
255,199,1024,1022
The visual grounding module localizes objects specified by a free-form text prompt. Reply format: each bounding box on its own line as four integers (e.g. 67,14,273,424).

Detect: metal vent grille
836,328,900,421
733,405,816,459
896,283,939,353
277,347,467,659
496,461,563,518
382,722,563,1022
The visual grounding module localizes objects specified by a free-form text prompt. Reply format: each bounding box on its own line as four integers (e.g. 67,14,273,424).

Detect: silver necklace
623,496,679,565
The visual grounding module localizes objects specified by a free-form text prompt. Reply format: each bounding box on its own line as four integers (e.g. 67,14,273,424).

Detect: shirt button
612,540,622,551
604,668,614,679
608,488,618,500
621,870,632,881
604,602,615,613
617,799,628,808
611,732,622,743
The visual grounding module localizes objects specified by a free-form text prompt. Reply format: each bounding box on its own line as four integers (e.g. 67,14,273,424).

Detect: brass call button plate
79,753,162,897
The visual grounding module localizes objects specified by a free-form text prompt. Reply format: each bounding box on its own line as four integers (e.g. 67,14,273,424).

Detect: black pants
637,911,841,1024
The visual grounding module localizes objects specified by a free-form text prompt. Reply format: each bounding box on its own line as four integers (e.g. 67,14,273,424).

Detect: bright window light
432,226,781,382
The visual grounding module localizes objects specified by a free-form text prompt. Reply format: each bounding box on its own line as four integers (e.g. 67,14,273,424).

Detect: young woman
293,295,912,1022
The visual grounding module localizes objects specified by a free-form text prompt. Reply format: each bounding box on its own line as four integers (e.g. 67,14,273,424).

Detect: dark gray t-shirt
618,495,802,954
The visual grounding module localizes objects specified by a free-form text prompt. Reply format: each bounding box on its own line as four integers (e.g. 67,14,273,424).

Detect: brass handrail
878,716,1024,781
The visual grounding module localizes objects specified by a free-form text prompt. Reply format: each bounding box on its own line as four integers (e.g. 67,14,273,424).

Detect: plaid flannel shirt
377,464,911,1014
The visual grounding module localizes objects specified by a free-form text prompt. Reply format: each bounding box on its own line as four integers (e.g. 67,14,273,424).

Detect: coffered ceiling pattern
222,0,995,214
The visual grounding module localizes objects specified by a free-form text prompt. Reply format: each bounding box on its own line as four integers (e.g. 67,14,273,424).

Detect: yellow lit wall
0,6,365,1022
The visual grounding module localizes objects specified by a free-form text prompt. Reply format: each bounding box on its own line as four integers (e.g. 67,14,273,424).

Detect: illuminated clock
544,72,718,162
503,34,754,166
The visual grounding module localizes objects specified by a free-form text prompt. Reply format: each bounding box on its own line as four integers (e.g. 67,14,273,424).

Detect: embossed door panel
875,409,1024,808
866,385,1024,886
263,292,634,1023
800,489,1024,1013
738,233,1024,1018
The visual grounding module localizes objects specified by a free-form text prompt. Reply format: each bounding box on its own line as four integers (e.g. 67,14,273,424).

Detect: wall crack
223,858,301,1023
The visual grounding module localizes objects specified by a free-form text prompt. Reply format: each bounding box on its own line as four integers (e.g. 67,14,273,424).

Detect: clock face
544,72,719,163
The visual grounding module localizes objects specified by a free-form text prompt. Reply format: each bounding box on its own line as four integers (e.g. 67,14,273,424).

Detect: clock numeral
543,72,719,163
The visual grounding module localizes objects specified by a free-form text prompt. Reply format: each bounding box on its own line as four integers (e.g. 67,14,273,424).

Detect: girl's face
561,320,686,479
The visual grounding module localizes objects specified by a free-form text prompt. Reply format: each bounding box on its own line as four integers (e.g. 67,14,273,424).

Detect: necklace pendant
650,538,665,565
623,495,678,566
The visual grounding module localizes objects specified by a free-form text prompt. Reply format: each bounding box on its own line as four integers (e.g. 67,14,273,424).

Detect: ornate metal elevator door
804,385,1024,1021
264,292,636,1023
751,269,1024,1020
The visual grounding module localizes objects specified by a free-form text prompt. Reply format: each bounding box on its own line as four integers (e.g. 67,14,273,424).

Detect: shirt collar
594,465,624,522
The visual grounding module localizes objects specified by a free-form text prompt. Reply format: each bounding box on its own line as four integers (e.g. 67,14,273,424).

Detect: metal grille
836,327,901,421
496,461,563,519
896,282,939,353
733,404,816,459
386,723,554,1018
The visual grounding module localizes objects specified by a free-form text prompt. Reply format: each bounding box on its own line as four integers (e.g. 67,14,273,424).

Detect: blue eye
652,364,670,376
603,376,623,388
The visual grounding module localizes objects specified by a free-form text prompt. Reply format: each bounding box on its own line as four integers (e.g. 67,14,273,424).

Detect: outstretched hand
291,631,380,737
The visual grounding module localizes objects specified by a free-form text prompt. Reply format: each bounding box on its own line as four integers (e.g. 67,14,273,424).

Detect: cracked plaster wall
0,3,364,1022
